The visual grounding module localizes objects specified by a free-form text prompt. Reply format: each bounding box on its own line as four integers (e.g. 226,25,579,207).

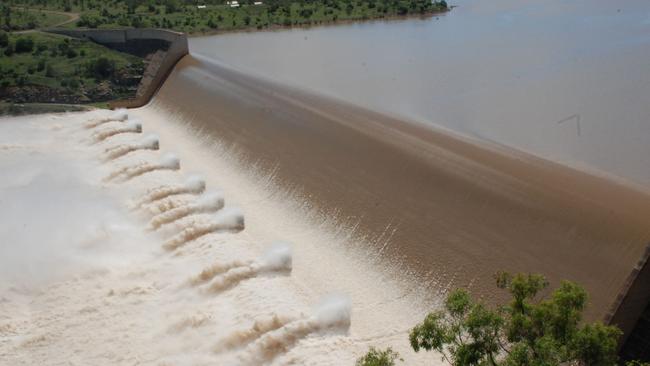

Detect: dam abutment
605,244,650,361
43,28,188,109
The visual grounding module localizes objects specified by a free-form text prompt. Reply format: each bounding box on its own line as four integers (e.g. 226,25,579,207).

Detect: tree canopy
357,272,628,366
408,272,621,366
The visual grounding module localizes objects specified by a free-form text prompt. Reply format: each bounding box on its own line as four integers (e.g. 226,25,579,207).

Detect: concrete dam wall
44,28,188,108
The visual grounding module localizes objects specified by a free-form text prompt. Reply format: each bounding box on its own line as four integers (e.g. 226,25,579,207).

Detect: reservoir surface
191,0,650,188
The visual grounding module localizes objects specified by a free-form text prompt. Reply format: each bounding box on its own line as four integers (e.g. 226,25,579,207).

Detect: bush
66,48,78,58
15,37,34,53
37,59,46,72
77,14,102,28
356,347,401,366
0,30,8,48
45,64,55,77
35,43,48,54
4,43,14,56
86,57,115,79
16,75,27,86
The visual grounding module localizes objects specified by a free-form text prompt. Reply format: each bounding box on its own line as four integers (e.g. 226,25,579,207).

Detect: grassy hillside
0,31,144,103
1,6,71,31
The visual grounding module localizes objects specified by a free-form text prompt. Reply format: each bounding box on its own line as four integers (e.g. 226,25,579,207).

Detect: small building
197,5,206,9
254,1,263,5
229,1,240,7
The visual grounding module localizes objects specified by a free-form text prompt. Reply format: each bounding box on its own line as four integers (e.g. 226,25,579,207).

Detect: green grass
0,32,144,102
2,7,71,30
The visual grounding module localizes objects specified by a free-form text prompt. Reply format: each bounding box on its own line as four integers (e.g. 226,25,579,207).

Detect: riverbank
187,10,448,38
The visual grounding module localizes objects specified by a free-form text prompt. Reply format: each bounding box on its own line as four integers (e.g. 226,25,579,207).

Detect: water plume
148,191,225,230
102,134,159,161
145,197,189,216
189,259,251,286
84,108,128,128
104,153,180,182
239,295,351,364
200,243,292,293
213,314,294,352
163,208,245,251
133,175,206,208
92,121,142,142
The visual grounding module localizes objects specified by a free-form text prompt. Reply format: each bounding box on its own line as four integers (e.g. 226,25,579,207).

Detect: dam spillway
151,55,650,325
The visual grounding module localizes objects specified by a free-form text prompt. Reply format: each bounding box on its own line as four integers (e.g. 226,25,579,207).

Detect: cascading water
103,134,160,161
237,295,352,365
200,242,292,293
132,175,206,209
84,108,129,129
0,101,447,365
148,191,224,230
104,152,180,182
91,120,142,142
163,207,245,250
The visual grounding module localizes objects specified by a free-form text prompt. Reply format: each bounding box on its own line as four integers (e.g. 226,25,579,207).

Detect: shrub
0,30,8,48
86,57,115,79
77,14,102,28
37,59,46,72
66,48,78,58
45,64,55,77
4,43,14,56
356,347,401,366
16,75,27,86
14,37,34,53
35,43,48,54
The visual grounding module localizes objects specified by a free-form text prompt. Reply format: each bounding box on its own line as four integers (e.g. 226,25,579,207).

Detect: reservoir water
191,0,650,188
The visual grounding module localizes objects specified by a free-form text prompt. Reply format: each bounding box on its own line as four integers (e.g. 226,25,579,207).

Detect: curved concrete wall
44,28,188,108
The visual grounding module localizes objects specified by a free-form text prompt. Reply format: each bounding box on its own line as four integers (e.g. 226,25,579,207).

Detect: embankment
44,28,188,108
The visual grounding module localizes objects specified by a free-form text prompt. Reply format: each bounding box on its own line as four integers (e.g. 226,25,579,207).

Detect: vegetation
1,5,70,31
355,347,401,366
3,0,448,34
357,272,636,366
0,32,144,104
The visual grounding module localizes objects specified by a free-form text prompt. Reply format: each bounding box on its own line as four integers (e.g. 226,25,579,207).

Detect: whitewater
0,108,442,365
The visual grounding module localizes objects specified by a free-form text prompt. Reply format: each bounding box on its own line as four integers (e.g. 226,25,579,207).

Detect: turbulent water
0,110,438,365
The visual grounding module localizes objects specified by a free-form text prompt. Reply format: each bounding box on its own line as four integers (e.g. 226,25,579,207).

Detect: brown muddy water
151,0,650,322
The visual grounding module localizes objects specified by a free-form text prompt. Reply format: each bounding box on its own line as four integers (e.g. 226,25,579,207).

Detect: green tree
409,272,622,366
356,347,401,366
